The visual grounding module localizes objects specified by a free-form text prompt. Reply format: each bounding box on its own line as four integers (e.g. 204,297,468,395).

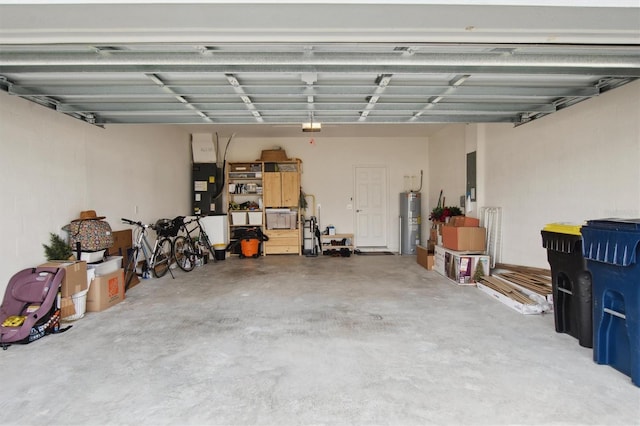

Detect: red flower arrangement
429,206,463,222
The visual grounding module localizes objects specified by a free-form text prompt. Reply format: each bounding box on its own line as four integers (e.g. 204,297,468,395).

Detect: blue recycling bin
541,223,592,348
581,219,640,386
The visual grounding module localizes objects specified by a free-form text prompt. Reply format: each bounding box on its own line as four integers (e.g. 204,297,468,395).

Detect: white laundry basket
64,289,88,321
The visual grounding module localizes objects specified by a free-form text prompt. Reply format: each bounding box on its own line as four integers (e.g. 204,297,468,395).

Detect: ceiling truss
0,43,638,127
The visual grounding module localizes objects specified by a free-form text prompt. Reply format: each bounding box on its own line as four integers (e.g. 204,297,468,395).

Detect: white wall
3,78,638,295
427,124,467,214
222,135,429,248
428,80,640,268
0,92,191,295
483,81,640,267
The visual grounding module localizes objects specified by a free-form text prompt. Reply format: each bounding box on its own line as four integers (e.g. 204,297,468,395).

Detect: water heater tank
400,191,421,255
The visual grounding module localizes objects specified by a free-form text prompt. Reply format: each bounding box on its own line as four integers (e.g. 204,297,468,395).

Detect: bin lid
585,218,640,231
542,222,583,236
581,219,640,266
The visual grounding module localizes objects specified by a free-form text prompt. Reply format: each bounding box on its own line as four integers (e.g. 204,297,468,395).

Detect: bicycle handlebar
183,217,199,226
121,218,147,228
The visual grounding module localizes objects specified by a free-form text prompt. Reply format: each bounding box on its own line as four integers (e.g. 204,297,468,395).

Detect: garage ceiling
0,1,639,129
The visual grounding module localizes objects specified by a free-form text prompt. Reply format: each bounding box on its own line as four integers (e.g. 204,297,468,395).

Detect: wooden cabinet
263,170,299,207
263,229,301,254
263,160,302,255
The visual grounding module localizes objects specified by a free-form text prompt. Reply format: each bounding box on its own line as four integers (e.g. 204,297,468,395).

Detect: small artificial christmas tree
473,260,486,283
42,232,73,261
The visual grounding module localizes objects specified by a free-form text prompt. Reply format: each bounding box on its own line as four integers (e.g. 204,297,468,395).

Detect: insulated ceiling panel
0,42,638,126
0,2,638,128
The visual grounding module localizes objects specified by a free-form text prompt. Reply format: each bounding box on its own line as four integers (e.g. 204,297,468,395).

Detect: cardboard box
434,245,490,285
449,216,481,227
442,226,486,251
39,260,87,298
60,296,76,319
416,245,434,270
108,229,132,257
86,269,125,312
444,252,490,285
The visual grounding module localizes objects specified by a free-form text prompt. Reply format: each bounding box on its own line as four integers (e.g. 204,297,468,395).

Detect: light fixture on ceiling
302,122,321,132
302,112,321,132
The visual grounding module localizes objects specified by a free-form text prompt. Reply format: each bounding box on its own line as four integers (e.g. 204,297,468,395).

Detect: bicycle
172,216,216,273
121,218,175,290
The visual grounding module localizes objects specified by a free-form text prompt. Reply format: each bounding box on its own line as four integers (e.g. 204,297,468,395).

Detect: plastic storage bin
541,223,592,348
230,211,247,225
87,256,123,277
581,218,640,386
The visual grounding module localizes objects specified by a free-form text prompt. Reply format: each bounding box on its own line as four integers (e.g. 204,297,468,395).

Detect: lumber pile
477,264,553,314
494,271,552,298
478,265,553,311
480,275,536,305
494,263,551,277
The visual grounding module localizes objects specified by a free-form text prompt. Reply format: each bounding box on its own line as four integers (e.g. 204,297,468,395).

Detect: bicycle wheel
152,238,172,278
174,236,196,272
124,247,139,291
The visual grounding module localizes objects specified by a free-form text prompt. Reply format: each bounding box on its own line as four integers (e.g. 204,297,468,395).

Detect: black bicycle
172,216,216,272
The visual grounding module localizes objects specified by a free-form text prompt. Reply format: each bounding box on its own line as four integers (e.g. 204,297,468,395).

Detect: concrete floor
2,255,639,426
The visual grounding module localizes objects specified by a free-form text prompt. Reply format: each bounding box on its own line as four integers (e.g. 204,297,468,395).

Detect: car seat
0,266,66,349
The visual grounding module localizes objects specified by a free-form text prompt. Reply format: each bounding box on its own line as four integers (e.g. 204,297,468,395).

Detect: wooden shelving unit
226,159,302,256
226,162,264,255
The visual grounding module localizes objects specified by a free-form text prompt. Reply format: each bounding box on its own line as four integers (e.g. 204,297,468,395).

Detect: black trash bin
581,218,640,387
541,223,592,348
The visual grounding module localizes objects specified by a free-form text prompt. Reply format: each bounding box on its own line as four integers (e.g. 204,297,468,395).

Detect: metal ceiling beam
92,114,520,126
1,51,639,76
145,73,212,123
55,102,556,114
359,73,392,122
225,73,263,123
6,84,600,98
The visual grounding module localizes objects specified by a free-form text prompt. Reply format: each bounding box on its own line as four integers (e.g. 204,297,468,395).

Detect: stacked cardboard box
441,216,486,252
86,269,125,312
434,245,490,285
39,260,88,318
416,245,434,270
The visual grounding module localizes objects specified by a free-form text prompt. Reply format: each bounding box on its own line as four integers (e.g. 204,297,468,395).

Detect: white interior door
355,166,388,248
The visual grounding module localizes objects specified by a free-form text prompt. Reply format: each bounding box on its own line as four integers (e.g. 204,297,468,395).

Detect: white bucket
65,289,88,321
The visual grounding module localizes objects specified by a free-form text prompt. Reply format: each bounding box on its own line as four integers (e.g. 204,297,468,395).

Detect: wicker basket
259,149,289,162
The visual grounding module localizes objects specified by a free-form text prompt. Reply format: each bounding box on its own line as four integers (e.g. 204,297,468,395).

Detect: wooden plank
480,276,534,305
494,263,551,277
496,271,552,296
